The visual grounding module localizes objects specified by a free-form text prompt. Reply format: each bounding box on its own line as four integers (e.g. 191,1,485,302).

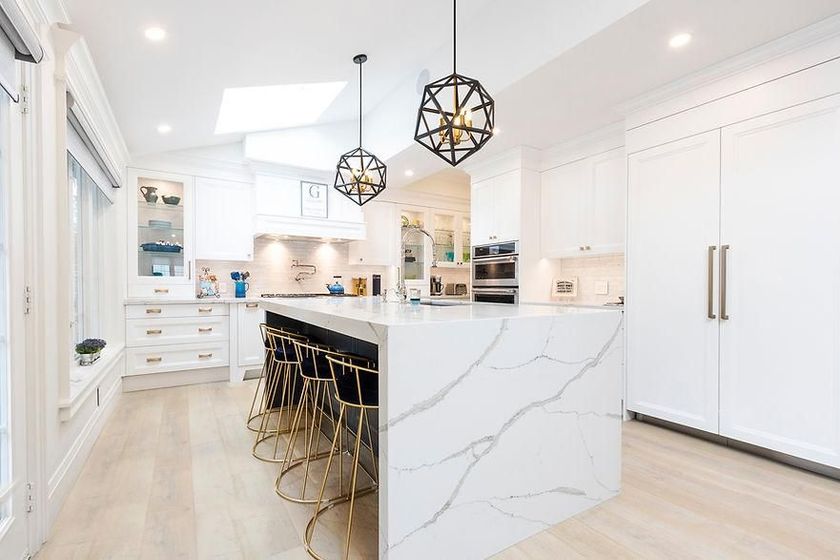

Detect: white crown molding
132,145,255,184
617,13,840,119
462,145,541,183
539,121,625,171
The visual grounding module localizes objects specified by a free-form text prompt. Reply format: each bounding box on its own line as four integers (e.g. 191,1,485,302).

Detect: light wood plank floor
38,381,840,559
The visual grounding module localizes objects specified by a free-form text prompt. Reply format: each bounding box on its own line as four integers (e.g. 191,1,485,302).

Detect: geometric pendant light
414,0,495,167
334,54,387,206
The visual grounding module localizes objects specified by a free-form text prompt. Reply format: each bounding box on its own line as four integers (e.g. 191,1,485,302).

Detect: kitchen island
260,297,623,559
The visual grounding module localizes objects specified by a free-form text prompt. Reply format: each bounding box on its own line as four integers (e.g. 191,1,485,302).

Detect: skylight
214,82,347,134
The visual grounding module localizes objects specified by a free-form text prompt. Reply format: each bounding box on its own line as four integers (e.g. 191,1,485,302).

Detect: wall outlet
595,280,609,295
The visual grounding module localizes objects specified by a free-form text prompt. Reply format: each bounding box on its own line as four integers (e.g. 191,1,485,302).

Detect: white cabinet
195,177,254,261
718,96,840,467
236,302,265,369
348,202,397,266
471,170,521,245
128,169,195,298
431,211,471,268
627,94,840,468
540,148,625,258
626,130,722,434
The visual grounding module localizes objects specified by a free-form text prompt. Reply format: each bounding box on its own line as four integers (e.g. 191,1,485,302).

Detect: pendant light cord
358,60,363,147
453,0,457,74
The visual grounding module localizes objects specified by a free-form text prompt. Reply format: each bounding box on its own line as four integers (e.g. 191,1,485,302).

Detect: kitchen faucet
397,225,437,301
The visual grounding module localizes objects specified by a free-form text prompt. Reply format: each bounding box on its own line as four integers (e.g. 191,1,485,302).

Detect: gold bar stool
305,354,379,560
252,327,307,462
275,340,344,503
246,323,278,432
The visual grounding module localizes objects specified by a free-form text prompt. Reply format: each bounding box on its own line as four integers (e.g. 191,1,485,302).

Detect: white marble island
260,297,623,559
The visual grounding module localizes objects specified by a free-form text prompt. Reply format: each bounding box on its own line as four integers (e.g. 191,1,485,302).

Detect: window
68,151,108,351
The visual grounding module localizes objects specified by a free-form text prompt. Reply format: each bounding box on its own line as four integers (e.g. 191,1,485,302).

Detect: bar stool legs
246,344,272,432
252,328,305,463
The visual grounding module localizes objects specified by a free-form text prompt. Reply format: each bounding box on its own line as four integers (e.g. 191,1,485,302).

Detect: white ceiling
64,0,840,187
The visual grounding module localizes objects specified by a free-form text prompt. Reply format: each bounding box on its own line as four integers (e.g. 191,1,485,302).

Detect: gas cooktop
260,293,359,298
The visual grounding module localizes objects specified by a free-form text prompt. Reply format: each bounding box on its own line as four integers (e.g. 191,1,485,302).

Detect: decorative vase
78,351,101,366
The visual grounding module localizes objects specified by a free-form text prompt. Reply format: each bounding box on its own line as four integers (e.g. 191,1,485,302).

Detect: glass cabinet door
136,175,188,280
461,215,471,265
401,209,426,281
433,213,456,266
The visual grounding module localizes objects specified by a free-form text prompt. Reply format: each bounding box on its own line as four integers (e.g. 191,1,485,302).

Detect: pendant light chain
358,59,363,147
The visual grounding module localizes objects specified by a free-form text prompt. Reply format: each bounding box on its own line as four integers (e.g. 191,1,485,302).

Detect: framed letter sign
301,181,328,218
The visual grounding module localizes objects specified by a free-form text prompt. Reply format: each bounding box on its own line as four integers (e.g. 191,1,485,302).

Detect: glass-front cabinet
400,209,427,281
432,211,471,268
128,168,195,298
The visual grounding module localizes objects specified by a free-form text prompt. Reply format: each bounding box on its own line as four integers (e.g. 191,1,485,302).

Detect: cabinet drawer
126,316,229,348
125,302,229,319
126,342,230,375
127,284,195,299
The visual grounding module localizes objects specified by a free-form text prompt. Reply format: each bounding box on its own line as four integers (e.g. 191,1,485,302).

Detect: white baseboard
121,366,229,392
46,360,122,528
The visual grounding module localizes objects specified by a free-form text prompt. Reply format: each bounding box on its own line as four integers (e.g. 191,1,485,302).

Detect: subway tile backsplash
197,237,469,296
557,254,625,306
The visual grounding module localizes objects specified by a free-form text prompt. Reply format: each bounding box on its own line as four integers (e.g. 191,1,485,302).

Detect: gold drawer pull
146,329,162,335
198,327,213,333
146,308,162,314
198,307,213,313
245,303,259,308
146,357,162,363
198,353,213,359
154,288,169,294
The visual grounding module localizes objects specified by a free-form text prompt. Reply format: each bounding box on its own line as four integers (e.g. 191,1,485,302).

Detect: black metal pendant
413,0,495,167
334,53,386,206
415,72,495,166
334,146,387,206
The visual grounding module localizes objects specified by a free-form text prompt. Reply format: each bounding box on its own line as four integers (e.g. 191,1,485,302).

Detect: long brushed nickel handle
154,288,169,294
707,246,716,320
720,244,730,321
245,303,259,308
198,307,213,313
198,353,213,359
146,329,162,335
146,356,162,363
146,308,162,314
198,327,213,333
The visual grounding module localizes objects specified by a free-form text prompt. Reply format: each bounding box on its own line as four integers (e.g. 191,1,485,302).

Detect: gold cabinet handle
154,288,169,294
198,307,213,313
146,356,162,363
146,329,162,335
146,308,162,314
707,245,716,320
198,327,213,333
198,353,213,359
245,303,259,308
720,244,730,321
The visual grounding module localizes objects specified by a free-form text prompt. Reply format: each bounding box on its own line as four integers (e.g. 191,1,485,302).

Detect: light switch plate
595,280,609,295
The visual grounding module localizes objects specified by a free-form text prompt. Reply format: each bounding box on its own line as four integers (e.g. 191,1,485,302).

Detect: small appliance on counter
444,282,469,296
326,276,345,295
350,277,368,296
372,274,382,296
430,275,443,296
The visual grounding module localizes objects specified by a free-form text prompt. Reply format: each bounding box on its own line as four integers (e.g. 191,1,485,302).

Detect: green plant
75,338,106,355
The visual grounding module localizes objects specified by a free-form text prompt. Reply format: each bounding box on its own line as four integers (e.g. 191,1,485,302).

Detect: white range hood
253,172,366,241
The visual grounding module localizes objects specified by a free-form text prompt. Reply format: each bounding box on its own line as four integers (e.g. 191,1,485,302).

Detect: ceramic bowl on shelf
162,195,181,206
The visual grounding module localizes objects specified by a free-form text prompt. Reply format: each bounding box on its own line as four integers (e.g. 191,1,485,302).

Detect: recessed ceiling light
157,123,172,134
214,82,347,134
404,169,415,177
669,32,692,49
144,26,166,42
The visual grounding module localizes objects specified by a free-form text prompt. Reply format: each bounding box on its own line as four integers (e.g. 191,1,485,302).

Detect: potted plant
76,338,106,366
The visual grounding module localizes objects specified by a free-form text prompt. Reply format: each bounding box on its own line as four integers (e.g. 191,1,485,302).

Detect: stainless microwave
472,241,519,288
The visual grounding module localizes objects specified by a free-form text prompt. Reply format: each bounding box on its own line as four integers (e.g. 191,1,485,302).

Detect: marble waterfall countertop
262,296,623,559
259,296,615,344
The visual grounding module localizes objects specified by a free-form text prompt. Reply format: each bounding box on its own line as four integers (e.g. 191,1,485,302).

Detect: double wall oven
471,240,519,304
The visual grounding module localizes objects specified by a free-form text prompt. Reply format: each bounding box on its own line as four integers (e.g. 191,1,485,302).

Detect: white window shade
67,93,121,188
67,124,115,203
0,0,43,101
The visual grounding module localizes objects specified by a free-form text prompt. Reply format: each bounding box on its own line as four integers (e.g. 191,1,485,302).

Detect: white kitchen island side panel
380,311,623,559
